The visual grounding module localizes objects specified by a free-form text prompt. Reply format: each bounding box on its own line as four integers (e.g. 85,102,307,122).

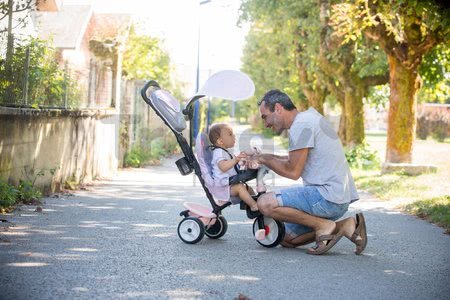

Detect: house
34,4,131,108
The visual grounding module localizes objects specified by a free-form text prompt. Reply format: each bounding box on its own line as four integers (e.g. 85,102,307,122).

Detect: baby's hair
209,123,227,146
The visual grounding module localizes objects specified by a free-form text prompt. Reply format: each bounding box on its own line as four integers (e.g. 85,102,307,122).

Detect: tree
240,0,389,146
320,0,389,146
240,0,323,114
240,22,307,110
332,0,450,162
0,0,37,66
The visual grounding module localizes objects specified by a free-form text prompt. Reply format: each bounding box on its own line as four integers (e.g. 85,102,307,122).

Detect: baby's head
209,123,235,148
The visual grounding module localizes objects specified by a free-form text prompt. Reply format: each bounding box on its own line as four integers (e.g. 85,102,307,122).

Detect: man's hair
258,89,296,112
209,123,226,145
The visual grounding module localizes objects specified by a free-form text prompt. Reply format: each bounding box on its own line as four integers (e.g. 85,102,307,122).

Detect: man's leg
281,231,315,248
257,192,336,239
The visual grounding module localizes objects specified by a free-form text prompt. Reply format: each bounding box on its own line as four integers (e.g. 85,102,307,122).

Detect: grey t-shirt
289,108,359,204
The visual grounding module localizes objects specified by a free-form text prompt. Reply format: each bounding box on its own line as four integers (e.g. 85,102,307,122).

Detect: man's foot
350,213,367,255
307,229,344,255
306,220,340,255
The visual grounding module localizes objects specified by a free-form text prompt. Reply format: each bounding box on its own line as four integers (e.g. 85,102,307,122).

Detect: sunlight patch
165,289,204,298
72,287,89,292
19,252,50,258
383,270,412,276
68,248,98,252
150,233,174,237
202,275,226,281
7,262,49,267
55,254,82,260
132,224,164,228
1,231,29,236
86,206,115,210
231,275,260,281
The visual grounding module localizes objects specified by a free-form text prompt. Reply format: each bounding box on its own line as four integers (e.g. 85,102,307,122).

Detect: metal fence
0,41,114,110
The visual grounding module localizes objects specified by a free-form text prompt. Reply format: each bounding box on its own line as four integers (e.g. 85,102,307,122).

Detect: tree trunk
337,96,347,144
385,55,421,163
344,84,365,147
305,88,326,115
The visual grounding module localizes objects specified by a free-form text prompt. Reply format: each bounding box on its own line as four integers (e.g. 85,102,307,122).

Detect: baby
208,123,259,214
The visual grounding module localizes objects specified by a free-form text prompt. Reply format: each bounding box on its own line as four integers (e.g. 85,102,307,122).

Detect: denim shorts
276,185,349,238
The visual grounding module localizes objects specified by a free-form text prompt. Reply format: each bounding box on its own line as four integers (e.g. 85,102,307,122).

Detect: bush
416,106,449,142
429,110,449,142
345,142,381,170
17,180,42,204
416,111,430,140
0,179,18,208
0,37,81,108
124,146,149,168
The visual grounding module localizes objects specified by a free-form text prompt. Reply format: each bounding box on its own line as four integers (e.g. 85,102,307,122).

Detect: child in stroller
208,123,261,218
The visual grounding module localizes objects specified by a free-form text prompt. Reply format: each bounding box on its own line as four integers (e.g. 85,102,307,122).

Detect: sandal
350,213,367,255
307,230,344,255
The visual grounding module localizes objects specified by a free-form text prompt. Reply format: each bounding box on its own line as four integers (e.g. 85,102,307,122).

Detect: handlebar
140,80,161,105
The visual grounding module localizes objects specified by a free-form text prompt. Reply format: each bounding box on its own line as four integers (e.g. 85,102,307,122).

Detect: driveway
1,125,449,300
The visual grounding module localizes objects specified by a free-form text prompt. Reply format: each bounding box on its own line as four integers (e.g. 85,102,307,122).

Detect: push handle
140,80,161,105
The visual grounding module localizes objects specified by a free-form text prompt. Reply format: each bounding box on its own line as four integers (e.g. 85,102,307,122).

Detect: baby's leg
230,183,258,211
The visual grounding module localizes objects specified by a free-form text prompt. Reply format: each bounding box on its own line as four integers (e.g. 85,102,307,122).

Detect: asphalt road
1,127,449,300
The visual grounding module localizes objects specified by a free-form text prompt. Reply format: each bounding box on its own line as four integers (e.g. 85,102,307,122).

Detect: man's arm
257,148,309,180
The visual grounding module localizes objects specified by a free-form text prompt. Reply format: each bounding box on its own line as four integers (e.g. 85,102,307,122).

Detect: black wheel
177,217,205,244
253,216,285,248
205,215,228,239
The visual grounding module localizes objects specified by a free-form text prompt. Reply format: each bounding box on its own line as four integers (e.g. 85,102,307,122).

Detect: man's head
258,89,297,135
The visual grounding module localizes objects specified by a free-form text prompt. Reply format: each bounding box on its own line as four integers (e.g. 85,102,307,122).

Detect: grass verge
352,168,450,232
404,196,450,234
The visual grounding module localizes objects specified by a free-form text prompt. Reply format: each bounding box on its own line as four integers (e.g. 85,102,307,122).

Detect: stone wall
0,107,119,193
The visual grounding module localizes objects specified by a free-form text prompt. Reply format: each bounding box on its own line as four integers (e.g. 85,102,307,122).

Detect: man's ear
275,103,282,113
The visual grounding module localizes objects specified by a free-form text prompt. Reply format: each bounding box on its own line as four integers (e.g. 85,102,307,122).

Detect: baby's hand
236,152,248,160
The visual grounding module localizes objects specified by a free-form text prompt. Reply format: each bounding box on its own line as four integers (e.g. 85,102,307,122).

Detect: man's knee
257,192,278,215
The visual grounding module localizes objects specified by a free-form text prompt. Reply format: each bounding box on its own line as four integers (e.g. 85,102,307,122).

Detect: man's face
259,102,283,135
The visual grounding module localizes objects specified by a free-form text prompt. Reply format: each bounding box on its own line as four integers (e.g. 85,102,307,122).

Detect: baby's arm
218,152,246,172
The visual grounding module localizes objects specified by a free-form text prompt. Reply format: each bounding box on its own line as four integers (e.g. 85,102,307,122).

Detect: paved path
1,125,449,300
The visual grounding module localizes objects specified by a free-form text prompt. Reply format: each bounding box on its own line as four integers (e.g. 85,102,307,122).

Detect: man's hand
247,149,309,180
244,153,262,169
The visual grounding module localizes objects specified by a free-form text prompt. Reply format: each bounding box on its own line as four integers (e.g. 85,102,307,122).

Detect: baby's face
219,126,235,148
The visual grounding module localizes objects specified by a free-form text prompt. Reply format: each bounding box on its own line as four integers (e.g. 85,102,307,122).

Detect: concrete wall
0,107,119,193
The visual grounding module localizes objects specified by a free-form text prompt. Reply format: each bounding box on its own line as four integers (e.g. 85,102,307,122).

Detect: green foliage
0,37,82,107
239,0,310,109
124,146,148,168
345,142,381,169
420,45,450,88
365,84,389,112
0,179,18,208
122,25,184,101
208,99,232,123
123,27,169,80
405,195,450,231
332,0,450,46
124,132,180,168
17,180,42,204
419,45,450,104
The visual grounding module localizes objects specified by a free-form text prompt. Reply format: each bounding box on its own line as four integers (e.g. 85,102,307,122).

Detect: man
249,89,367,255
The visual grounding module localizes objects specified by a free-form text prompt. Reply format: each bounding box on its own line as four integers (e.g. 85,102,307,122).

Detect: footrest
183,202,216,218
